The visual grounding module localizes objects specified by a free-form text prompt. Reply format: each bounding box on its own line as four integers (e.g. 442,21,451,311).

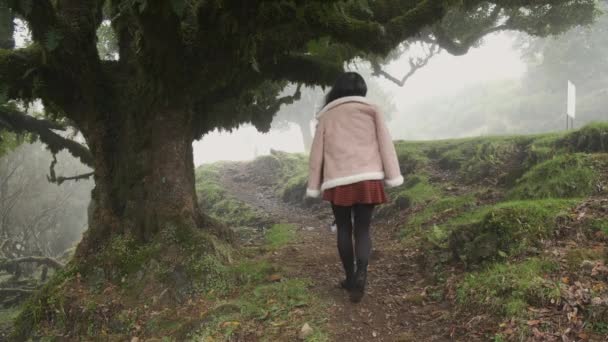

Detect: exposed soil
218,162,460,342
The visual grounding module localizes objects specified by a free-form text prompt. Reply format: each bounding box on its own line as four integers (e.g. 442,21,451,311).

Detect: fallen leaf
268,274,282,282
527,320,541,326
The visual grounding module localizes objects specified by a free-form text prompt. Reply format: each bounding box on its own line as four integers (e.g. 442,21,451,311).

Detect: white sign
567,80,576,119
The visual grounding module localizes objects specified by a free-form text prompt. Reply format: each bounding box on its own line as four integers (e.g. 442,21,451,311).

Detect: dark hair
324,72,367,106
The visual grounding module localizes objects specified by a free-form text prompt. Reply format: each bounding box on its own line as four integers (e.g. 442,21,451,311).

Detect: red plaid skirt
322,180,388,206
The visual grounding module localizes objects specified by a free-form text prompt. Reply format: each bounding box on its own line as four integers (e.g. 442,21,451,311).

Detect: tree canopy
0,0,599,251
0,0,598,142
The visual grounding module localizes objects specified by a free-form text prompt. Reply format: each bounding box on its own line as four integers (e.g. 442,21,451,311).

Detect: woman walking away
306,72,403,303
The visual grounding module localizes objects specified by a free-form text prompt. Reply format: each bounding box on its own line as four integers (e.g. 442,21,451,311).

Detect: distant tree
0,0,597,301
515,3,608,125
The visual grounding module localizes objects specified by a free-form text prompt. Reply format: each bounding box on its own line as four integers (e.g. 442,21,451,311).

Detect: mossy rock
447,200,576,266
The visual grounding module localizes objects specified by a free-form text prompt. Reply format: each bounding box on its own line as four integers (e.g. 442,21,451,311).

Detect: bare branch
371,43,440,87
0,106,94,167
48,172,94,185
46,153,93,185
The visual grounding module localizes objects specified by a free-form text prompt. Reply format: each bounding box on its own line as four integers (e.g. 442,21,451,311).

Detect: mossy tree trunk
76,108,200,256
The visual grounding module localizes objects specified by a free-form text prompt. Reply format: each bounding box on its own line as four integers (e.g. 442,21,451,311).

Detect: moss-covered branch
0,105,93,167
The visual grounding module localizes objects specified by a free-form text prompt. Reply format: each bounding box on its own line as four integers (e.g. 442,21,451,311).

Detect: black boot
350,260,368,303
340,262,356,290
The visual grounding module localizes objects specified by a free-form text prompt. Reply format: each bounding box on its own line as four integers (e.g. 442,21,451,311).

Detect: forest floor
218,162,461,341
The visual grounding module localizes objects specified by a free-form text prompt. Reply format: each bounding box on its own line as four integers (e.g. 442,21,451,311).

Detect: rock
299,323,313,339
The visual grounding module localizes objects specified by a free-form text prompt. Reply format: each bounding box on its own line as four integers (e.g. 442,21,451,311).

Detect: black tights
331,204,375,278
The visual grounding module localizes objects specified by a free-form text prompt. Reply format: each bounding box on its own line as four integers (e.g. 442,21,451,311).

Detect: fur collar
316,96,373,118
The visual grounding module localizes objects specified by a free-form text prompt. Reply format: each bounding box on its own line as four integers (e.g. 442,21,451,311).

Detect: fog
193,32,526,165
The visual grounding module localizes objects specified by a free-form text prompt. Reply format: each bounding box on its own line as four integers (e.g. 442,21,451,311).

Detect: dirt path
219,164,456,342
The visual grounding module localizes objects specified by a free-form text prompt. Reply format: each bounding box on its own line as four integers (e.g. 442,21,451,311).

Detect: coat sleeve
306,118,324,197
374,107,404,188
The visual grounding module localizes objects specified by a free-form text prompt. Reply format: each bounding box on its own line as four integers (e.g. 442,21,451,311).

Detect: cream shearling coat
306,96,404,198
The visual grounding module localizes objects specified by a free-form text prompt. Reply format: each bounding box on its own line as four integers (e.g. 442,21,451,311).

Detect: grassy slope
272,122,608,340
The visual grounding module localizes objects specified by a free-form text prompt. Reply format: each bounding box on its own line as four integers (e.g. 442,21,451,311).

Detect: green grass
457,258,561,318
403,194,477,237
557,122,608,153
265,224,297,250
589,218,608,235
394,141,431,175
426,136,530,183
389,174,440,206
191,279,328,341
508,153,601,200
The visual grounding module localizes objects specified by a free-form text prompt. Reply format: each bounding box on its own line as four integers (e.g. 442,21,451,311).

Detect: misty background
195,15,607,165
2,10,607,256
